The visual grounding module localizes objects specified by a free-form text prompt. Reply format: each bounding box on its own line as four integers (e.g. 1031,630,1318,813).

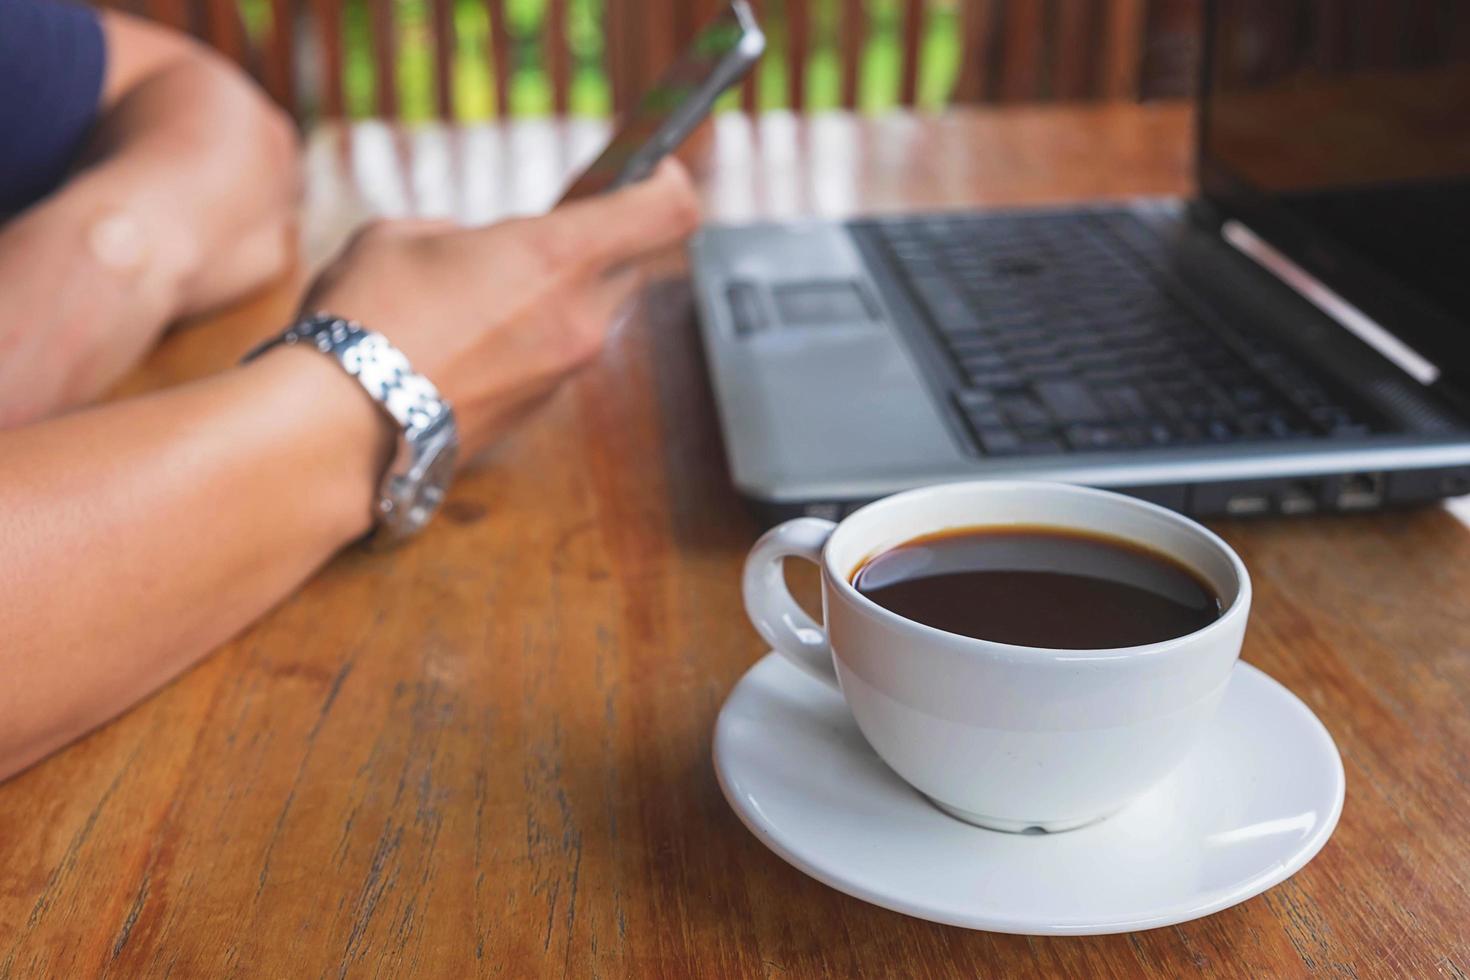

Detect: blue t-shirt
0,0,106,214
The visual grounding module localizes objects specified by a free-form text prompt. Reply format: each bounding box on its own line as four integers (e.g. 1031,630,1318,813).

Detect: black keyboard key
1230,385,1269,410
908,275,975,332
1006,342,1060,364
1022,363,1078,383
974,428,1024,455
998,394,1051,429
955,392,1007,433
1063,424,1130,451
1083,367,1136,386
1150,355,1196,378
1184,401,1214,421
1245,346,1290,369
888,242,929,265
1288,384,1331,409
960,352,1009,374
1307,405,1372,437
987,318,1048,340
1155,394,1188,420
955,389,996,409
1144,422,1176,445
1236,413,1272,438
1015,434,1065,455
968,368,1023,391
1308,405,1354,430
1265,414,1301,439
1099,384,1150,420
946,334,1002,356
966,408,1006,430
875,221,925,248
1034,380,1107,423
1071,352,1121,375
1206,419,1235,441
1012,356,1070,380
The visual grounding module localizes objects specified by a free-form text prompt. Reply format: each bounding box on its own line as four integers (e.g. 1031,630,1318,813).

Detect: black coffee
851,525,1222,649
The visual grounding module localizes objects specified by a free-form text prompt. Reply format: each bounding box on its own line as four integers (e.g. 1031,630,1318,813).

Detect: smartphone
559,2,765,202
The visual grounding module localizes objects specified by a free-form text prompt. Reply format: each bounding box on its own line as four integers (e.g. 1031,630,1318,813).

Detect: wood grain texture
898,0,926,105
952,0,1000,103
369,0,398,117
310,0,346,117
740,0,762,113
143,0,190,30
263,0,297,114
839,0,866,110
606,0,633,114
544,0,571,116
603,0,685,115
639,0,679,107
430,0,456,118
204,0,250,68
1138,0,1200,101
786,0,812,113
995,0,1045,101
953,0,1160,105
1101,0,1148,100
2,105,1469,978
487,0,512,118
1048,0,1099,101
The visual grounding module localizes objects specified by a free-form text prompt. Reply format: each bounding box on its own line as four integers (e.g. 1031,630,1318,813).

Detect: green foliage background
239,0,964,119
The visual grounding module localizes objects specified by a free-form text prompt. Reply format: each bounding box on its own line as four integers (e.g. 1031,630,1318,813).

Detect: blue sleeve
0,0,107,215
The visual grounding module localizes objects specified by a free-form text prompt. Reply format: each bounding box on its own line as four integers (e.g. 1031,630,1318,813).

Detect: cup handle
742,518,841,690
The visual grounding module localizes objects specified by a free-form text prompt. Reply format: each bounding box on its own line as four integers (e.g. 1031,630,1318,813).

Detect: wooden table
4,105,1469,978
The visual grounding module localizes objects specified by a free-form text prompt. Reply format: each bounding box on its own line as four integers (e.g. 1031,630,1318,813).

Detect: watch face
406,434,458,529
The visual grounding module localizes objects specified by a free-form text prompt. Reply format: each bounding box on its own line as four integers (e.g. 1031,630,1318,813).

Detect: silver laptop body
688,5,1470,523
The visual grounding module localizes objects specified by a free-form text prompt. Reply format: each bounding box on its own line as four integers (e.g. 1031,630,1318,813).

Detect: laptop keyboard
854,209,1382,457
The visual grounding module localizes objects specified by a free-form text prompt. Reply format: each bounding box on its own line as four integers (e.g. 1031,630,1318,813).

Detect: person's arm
0,8,298,427
0,161,701,781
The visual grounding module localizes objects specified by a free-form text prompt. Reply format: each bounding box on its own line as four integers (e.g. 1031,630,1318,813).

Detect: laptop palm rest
690,223,969,501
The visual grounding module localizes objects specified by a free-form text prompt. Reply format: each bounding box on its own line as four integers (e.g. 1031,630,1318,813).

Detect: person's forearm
0,169,181,425
0,348,389,780
0,51,298,425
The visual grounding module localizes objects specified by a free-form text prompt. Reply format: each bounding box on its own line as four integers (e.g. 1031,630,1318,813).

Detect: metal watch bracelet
244,313,460,546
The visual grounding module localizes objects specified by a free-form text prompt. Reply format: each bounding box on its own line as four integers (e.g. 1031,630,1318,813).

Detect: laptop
689,0,1470,524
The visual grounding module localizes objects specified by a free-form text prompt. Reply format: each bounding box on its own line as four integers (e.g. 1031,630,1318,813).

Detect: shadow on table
641,277,765,556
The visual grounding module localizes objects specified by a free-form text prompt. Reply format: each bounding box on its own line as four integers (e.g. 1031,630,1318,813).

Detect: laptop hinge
1219,220,1440,386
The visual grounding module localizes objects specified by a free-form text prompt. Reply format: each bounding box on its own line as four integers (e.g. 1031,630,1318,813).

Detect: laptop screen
1198,0,1470,390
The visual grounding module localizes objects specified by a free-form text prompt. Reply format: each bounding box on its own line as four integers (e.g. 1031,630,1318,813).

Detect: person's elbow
243,83,299,192
100,10,300,195
195,52,301,203
172,52,302,309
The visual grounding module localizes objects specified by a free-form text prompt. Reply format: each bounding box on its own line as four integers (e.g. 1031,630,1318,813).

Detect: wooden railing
95,0,1204,121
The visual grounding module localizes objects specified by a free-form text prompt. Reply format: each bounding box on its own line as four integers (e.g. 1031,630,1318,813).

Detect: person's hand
297,158,700,459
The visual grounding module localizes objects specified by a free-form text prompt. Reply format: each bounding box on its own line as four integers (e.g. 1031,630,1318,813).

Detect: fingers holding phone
299,159,701,460
559,2,763,202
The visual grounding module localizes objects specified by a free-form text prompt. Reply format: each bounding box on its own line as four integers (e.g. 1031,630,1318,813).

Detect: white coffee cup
742,481,1251,833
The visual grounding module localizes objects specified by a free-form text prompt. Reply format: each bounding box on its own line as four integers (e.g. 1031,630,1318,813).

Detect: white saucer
714,653,1344,935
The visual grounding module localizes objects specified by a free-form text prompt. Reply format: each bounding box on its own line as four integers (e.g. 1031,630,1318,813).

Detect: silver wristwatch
245,313,459,546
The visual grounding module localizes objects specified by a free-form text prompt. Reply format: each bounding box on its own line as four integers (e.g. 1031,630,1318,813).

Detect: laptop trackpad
771,280,876,326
